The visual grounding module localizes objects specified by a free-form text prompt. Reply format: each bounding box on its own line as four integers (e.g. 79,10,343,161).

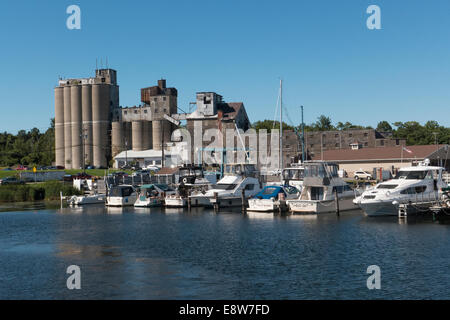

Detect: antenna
96,58,98,70
106,57,108,69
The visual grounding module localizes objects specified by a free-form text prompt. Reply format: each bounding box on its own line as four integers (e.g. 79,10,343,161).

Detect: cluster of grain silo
54,69,119,169
110,79,177,158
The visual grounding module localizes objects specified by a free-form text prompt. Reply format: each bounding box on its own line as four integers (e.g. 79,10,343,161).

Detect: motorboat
134,184,175,207
68,194,105,206
106,185,137,207
354,161,446,216
189,163,262,208
287,161,358,214
247,185,300,212
165,165,215,207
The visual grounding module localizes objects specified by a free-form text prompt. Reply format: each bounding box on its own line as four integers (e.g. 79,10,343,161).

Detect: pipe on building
92,84,109,168
63,86,72,169
71,85,82,169
82,84,93,166
54,87,65,167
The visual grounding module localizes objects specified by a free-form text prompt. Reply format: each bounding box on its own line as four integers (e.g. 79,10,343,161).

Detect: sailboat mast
280,79,283,182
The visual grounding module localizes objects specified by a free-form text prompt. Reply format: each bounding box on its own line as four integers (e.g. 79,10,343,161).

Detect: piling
187,192,192,211
213,192,218,212
241,189,247,214
334,188,340,217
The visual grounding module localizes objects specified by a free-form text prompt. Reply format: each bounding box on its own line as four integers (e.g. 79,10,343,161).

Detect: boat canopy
254,186,284,199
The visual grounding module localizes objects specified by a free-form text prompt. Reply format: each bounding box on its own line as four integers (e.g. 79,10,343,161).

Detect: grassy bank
0,168,132,179
0,181,81,203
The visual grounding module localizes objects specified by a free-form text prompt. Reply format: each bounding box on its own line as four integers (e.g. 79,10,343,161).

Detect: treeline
252,115,450,145
0,119,55,167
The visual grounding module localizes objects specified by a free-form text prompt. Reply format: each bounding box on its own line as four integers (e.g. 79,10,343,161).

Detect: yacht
354,161,446,216
165,165,215,207
287,161,358,214
106,185,137,207
281,164,304,191
188,163,262,208
68,194,105,206
134,184,175,207
247,185,300,212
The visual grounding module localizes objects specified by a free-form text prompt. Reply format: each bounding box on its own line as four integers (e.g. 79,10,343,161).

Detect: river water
1,203,449,299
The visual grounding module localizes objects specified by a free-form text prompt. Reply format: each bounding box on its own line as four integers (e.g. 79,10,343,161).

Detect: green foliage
0,118,55,167
252,120,294,132
0,181,80,203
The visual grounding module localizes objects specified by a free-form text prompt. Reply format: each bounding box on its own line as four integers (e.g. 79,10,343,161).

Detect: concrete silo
142,121,153,150
54,87,65,167
152,120,162,150
63,86,72,169
71,85,82,169
82,84,93,166
92,84,110,168
132,120,144,151
111,121,123,157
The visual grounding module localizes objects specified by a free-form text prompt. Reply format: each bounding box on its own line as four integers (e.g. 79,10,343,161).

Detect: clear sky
1,0,450,133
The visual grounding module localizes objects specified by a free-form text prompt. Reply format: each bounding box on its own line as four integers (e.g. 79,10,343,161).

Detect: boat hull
288,198,357,214
164,197,187,208
134,197,162,207
247,199,287,212
106,196,137,207
68,195,105,206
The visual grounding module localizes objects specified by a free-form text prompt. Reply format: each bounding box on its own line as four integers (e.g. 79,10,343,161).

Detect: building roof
155,167,179,175
312,144,447,162
218,102,243,121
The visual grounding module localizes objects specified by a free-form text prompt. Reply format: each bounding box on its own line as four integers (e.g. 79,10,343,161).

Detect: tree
313,115,334,131
376,121,393,132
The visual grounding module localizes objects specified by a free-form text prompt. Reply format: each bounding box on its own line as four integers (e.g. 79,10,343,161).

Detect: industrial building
54,69,119,169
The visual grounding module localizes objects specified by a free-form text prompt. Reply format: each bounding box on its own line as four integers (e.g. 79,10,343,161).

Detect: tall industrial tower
54,69,119,169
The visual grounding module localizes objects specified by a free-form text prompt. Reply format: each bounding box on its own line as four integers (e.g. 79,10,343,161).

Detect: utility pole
280,79,283,183
125,139,128,167
301,105,305,163
433,132,439,166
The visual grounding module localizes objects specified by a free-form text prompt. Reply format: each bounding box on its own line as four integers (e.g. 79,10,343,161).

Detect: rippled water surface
1,203,450,299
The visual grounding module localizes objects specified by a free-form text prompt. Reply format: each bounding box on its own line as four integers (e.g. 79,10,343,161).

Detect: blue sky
1,0,450,133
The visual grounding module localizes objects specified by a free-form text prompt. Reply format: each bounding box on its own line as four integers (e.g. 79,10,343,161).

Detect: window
163,97,166,101
335,133,339,138
364,133,368,137
364,142,368,146
380,140,385,146
134,110,137,114
144,110,147,113
335,143,339,148
396,139,400,145
349,133,353,137
124,111,127,114
245,184,255,191
155,108,158,113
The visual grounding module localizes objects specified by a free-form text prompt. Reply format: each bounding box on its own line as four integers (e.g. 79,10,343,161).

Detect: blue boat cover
253,186,284,199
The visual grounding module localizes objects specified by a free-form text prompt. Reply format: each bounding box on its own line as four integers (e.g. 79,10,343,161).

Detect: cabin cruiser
287,161,358,214
165,165,215,207
354,161,446,216
134,184,175,207
247,185,300,212
106,185,137,207
68,194,105,206
188,163,262,208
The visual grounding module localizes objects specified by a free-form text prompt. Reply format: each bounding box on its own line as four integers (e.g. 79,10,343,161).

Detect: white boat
189,164,262,208
354,160,446,216
247,185,300,212
280,164,304,191
287,161,358,214
134,184,175,207
165,165,214,208
67,194,106,206
106,185,137,207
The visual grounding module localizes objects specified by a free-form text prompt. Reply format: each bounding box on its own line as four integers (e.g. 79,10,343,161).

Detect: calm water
1,203,450,299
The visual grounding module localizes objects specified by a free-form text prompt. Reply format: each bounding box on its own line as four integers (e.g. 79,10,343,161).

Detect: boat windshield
109,187,134,197
262,187,280,195
214,184,237,190
394,170,431,180
377,184,398,189
283,169,304,180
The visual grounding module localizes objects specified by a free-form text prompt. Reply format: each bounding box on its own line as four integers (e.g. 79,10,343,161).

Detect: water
1,203,450,299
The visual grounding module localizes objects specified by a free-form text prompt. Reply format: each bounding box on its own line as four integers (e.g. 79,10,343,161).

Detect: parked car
56,166,65,170
63,174,74,182
1,167,13,171
353,170,372,180
15,165,28,171
0,177,25,185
